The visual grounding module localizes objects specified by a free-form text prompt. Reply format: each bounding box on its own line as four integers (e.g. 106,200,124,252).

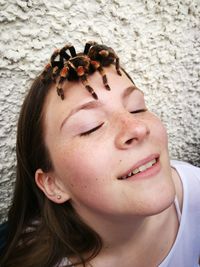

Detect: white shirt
159,160,200,267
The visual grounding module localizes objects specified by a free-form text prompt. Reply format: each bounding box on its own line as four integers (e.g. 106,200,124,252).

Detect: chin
143,185,176,216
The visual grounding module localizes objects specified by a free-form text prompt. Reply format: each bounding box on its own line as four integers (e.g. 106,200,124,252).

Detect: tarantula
41,42,122,100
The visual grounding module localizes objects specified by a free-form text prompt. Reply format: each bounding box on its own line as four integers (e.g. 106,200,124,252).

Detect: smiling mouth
118,157,159,180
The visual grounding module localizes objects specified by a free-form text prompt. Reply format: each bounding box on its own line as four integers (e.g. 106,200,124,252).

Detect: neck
98,205,173,249
76,202,179,267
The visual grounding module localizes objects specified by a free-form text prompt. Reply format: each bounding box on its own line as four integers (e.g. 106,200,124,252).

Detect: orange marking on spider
42,42,122,100
60,67,68,78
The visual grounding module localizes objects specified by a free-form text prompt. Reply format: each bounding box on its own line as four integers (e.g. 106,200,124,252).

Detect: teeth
138,165,147,172
146,159,156,168
133,168,140,175
120,158,157,179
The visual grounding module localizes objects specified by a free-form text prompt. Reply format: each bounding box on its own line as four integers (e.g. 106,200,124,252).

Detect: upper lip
118,153,159,179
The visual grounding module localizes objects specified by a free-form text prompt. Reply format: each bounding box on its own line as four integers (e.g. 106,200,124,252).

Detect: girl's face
42,66,175,221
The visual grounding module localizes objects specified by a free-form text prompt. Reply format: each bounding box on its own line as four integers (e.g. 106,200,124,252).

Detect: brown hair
0,70,102,267
0,42,134,267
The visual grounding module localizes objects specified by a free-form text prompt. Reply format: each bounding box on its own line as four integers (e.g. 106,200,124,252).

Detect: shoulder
170,160,200,212
159,161,200,267
171,160,200,184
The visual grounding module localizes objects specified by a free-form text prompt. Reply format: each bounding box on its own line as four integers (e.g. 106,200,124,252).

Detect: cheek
52,141,109,191
150,114,168,146
56,149,112,211
52,141,120,213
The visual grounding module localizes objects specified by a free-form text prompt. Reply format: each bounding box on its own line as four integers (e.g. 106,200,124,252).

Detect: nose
115,112,150,149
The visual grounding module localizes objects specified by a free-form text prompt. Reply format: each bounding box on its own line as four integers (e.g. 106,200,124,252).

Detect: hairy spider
41,42,122,100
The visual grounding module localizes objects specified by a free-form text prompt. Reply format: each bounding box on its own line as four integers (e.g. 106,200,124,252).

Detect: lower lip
123,159,161,181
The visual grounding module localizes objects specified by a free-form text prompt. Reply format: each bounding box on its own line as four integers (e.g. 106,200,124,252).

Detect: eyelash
80,123,104,136
130,108,147,114
80,109,147,136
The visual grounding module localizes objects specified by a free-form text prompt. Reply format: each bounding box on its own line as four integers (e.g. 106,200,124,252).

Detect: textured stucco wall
0,0,200,223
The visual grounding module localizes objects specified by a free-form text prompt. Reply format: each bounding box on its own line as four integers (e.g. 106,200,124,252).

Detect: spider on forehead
41,41,122,100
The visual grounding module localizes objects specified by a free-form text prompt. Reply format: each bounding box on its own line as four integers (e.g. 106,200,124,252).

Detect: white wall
0,0,199,222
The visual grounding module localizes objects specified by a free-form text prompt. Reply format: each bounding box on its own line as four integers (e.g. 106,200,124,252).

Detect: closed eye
130,108,147,114
80,123,104,136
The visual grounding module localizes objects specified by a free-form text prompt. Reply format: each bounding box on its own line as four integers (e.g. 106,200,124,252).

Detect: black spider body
66,55,91,80
87,44,117,66
41,42,122,100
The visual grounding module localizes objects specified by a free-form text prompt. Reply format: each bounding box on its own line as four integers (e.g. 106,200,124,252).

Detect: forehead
45,65,134,111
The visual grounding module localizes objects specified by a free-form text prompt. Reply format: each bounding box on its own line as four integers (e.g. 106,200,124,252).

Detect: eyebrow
60,85,138,130
122,85,136,98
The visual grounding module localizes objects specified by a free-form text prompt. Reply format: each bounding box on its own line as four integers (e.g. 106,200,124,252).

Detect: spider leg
51,49,62,68
68,61,77,71
67,44,77,57
41,63,51,81
57,87,65,100
84,41,97,54
115,57,122,76
98,66,111,90
52,66,60,82
60,44,76,60
80,75,98,100
99,49,121,76
56,66,69,100
91,60,110,90
59,48,71,62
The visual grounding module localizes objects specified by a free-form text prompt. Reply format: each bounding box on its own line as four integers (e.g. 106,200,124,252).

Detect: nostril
125,138,134,145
